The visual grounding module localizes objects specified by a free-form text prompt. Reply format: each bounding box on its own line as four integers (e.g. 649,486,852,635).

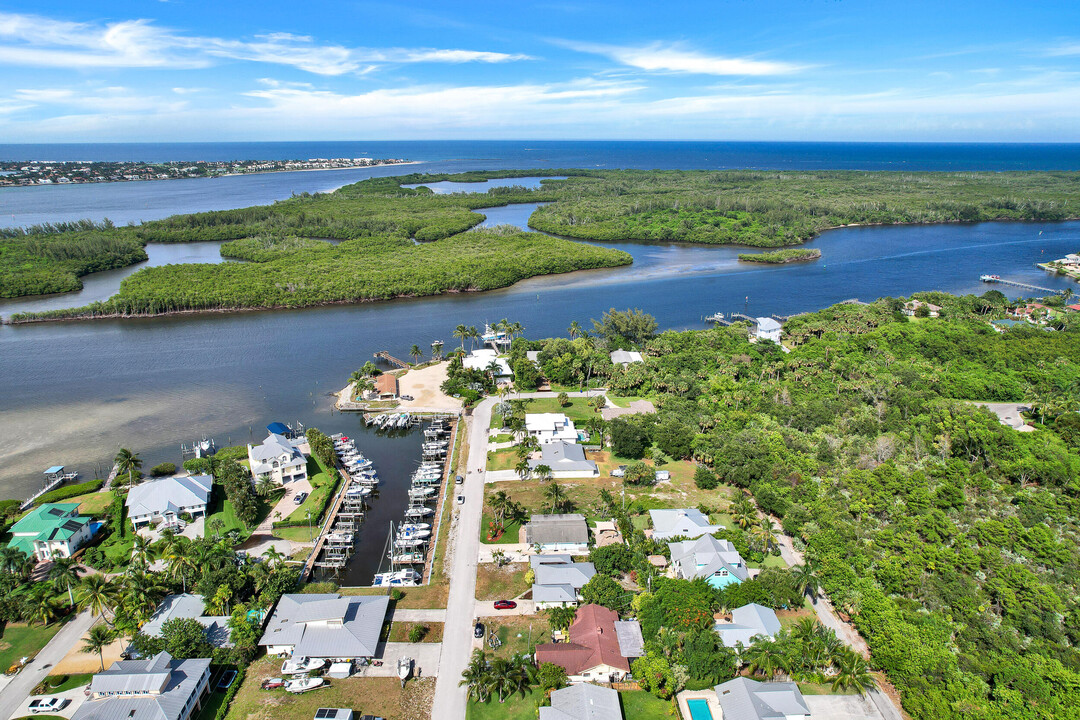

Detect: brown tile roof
375,374,398,396
534,604,630,676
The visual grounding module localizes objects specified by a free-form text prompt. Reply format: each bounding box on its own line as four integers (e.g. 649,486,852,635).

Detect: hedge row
36,478,105,505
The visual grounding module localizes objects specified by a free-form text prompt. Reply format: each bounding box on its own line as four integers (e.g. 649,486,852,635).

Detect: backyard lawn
486,448,520,472
620,690,674,719
466,687,543,720
474,562,529,601
0,622,64,671
68,491,113,517
224,656,433,720
388,622,444,643
519,397,599,425
205,495,247,536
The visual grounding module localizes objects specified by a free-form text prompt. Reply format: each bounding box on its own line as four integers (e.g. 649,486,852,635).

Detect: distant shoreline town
0,157,411,187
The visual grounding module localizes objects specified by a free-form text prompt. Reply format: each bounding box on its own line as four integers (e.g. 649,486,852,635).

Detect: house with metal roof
530,555,596,609
540,683,624,720
126,474,213,529
714,603,782,648
649,508,722,541
524,514,590,553
534,605,633,683
463,349,513,378
669,534,749,589
72,652,212,720
529,441,598,479
137,594,232,649
247,432,308,485
525,413,579,444
259,593,390,661
712,677,811,720
7,502,93,561
609,350,644,366
754,317,782,343
613,620,645,661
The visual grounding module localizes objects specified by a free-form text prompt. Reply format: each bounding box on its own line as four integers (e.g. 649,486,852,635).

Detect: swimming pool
687,698,714,720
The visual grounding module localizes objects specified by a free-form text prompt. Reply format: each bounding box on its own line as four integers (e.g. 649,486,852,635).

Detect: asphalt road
0,609,96,720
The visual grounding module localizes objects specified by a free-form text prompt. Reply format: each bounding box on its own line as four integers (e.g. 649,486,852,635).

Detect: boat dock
19,465,77,511
980,275,1064,294
373,350,410,369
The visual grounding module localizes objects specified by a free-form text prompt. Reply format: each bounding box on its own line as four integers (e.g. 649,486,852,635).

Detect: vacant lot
0,622,63,672
475,562,529,601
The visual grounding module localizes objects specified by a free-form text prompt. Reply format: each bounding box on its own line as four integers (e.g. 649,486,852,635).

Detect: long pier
301,460,357,581
373,350,410,369
981,277,1064,294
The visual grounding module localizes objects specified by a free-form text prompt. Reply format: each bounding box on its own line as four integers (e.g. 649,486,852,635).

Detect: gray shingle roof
714,678,810,720
669,535,748,582
613,620,644,658
540,683,623,720
258,594,389,659
530,442,597,475
533,559,596,604
649,508,721,540
525,514,589,545
126,475,212,519
714,603,782,648
75,652,211,720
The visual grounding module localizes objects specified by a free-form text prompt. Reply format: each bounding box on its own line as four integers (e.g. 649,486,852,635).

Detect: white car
29,697,69,714
456,495,465,505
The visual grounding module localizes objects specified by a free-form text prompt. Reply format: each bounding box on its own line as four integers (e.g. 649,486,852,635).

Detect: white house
6,502,93,562
126,474,213,529
541,684,624,720
711,678,810,720
139,594,233,649
529,441,599,479
649,508,722,541
248,433,308,485
259,593,389,661
463,349,513,378
524,514,590,553
610,350,644,366
754,317,782,343
531,555,596,609
73,652,212,720
714,603,782,648
669,535,749,589
525,413,578,443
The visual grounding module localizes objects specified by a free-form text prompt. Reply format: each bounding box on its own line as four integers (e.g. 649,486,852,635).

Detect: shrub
694,465,719,489
36,478,104,504
408,624,428,643
183,458,212,474
151,462,176,477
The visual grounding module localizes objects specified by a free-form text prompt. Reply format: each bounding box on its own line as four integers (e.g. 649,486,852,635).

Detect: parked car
293,491,309,505
217,669,238,690
474,622,485,639
28,697,69,714
611,465,628,478
455,475,464,485
456,495,465,505
493,600,517,610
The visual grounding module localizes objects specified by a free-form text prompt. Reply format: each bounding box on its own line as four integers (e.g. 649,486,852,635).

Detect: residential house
463,349,513,378
7,502,93,561
712,677,811,720
754,317,782,343
138,594,232,649
903,300,941,317
72,652,212,720
714,603,782,648
531,555,596,609
248,433,308,485
609,350,643,366
126,474,213,529
1012,303,1048,323
374,374,399,400
592,520,622,548
613,620,645,662
259,593,389,661
540,683,624,720
669,535,748,589
534,604,633,683
1065,303,1080,312
529,441,598,479
525,413,579,444
524,514,590,553
649,508,722,541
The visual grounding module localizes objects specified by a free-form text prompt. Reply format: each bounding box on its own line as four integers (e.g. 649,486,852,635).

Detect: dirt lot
474,562,529,601
52,620,126,674
397,362,463,413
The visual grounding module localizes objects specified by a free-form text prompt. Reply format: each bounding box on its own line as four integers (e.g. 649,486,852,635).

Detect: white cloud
559,40,804,76
0,11,532,75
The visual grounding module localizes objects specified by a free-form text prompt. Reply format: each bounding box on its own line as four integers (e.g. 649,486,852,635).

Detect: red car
493,600,517,610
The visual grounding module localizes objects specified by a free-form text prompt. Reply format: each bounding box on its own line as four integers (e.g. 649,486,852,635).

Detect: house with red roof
533,604,641,683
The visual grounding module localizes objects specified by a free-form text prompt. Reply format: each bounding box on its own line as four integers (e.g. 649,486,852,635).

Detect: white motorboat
326,532,354,544
391,552,425,564
373,568,422,586
395,535,427,548
345,485,371,498
348,458,373,470
398,656,413,685
397,528,430,540
282,657,327,675
284,677,326,693
400,523,431,532
404,506,435,519
407,487,435,498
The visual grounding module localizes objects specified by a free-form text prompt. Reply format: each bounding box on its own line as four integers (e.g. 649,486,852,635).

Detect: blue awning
266,422,290,435
44,466,65,474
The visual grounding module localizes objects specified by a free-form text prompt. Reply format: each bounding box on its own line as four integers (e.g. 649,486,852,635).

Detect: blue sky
0,1,1078,142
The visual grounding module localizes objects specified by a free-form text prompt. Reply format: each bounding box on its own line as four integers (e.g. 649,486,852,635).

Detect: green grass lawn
467,687,543,720
485,616,549,659
619,690,673,719
490,412,504,430
273,525,317,543
39,673,93,693
65,491,113,517
0,622,63,671
522,397,599,425
474,562,529,601
284,458,337,524
486,448,520,472
479,514,522,544
206,495,247,536
489,433,514,444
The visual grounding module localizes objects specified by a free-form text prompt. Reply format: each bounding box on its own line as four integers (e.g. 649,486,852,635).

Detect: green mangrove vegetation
738,248,822,263
3,169,1079,317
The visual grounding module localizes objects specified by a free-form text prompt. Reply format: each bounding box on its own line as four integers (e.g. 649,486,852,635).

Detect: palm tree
488,491,511,527
49,557,84,607
409,344,423,365
467,326,480,351
509,321,524,343
162,537,197,593
431,340,444,360
77,575,118,622
26,592,61,627
730,505,756,530
0,546,30,578
459,649,491,702
545,605,576,632
753,518,779,553
535,464,553,483
487,657,515,702
792,563,820,603
544,481,567,513
514,458,531,481
568,321,582,339
831,651,876,695
453,324,469,352
743,639,786,679
255,474,278,498
83,624,116,672
115,448,142,486
262,546,286,568
131,534,156,568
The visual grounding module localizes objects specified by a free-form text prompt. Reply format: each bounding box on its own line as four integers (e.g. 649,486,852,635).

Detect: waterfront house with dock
248,433,308,486
7,502,93,561
259,593,389,662
126,474,212,529
754,317,782,343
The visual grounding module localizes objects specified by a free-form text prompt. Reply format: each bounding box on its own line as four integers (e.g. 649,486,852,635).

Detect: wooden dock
374,350,410,369
301,460,359,581
981,277,1064,294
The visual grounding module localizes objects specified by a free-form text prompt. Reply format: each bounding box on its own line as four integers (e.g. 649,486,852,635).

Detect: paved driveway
474,600,536,617
0,610,96,720
355,642,442,679
10,685,88,719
